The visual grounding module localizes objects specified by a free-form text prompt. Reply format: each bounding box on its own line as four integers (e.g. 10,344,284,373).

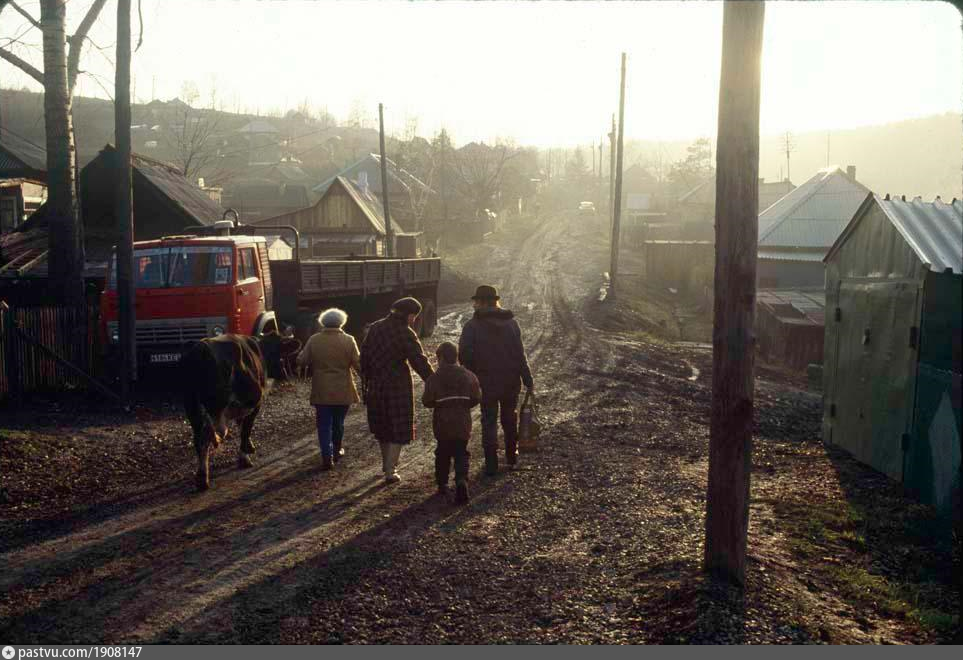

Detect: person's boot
484,449,498,476
455,480,469,504
321,455,333,471
437,482,449,497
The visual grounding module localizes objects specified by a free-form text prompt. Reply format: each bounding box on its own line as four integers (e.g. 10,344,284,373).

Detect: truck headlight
211,325,225,337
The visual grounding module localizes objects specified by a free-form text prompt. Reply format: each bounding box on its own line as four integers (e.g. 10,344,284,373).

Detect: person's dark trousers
315,404,349,459
435,435,470,487
480,392,519,473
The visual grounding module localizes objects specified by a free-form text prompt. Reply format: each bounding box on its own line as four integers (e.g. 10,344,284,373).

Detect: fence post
1,303,22,402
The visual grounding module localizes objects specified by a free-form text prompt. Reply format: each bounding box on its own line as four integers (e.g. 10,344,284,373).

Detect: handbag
518,390,541,453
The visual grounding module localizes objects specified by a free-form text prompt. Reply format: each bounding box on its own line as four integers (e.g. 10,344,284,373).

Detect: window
109,246,233,289
237,247,258,281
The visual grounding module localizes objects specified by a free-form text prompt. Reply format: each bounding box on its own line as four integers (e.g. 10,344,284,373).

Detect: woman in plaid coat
360,297,434,483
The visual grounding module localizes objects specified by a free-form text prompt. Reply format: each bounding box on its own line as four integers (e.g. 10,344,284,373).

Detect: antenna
781,132,796,182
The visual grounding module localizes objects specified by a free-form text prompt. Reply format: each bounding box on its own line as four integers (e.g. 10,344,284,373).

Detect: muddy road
0,213,955,644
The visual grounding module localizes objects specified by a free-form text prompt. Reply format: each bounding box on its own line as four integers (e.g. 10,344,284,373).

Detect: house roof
121,147,223,225
758,249,826,263
237,120,279,134
19,145,222,233
758,167,870,251
757,288,826,325
335,175,406,236
314,153,433,197
677,178,713,205
0,126,46,178
826,193,963,275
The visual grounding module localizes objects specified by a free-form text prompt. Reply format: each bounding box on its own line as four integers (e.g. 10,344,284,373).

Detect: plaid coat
360,313,434,445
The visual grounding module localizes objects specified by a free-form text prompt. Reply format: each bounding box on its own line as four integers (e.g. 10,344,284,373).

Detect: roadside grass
767,494,958,637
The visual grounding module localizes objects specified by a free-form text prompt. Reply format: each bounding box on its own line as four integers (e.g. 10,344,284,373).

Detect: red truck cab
101,234,276,366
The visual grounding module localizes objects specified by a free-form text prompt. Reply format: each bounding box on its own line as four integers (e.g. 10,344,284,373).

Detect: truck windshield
108,246,233,289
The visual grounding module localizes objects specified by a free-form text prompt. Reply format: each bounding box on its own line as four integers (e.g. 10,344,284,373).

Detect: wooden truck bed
299,257,441,297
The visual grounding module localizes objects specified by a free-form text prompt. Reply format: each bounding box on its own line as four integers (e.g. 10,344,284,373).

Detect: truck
100,220,441,367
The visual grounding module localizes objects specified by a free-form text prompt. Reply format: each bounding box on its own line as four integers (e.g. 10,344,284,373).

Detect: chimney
846,165,856,180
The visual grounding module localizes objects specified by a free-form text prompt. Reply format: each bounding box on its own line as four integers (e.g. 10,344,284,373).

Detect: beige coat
297,328,361,405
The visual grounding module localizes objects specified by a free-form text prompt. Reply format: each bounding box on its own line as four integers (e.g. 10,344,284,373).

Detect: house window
238,247,258,281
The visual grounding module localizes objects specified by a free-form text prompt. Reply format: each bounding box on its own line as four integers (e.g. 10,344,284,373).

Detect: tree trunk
40,0,82,304
703,0,765,586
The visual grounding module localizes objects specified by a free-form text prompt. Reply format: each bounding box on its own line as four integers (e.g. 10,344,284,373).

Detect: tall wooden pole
378,103,393,258
115,0,135,401
608,115,616,227
609,53,627,296
704,0,765,586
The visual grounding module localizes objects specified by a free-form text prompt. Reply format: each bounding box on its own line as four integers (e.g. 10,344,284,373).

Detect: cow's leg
186,395,215,491
237,407,259,469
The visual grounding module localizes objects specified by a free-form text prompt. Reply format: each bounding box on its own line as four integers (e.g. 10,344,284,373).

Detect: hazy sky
1,0,961,146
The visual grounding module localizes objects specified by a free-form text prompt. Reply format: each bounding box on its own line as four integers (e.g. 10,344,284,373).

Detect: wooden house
256,175,422,258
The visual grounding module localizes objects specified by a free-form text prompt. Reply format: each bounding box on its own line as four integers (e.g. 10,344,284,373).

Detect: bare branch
67,0,108,93
8,1,41,30
0,45,43,83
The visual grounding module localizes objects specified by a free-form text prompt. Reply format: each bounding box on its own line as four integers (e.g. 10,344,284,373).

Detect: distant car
578,201,596,216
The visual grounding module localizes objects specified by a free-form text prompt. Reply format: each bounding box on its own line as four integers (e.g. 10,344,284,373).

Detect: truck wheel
420,300,437,338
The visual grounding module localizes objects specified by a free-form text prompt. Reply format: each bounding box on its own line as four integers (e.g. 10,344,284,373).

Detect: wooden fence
0,302,100,400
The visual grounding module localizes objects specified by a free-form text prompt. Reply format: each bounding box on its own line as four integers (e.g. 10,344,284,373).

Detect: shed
823,193,962,512
256,175,418,258
757,166,868,288
1,145,222,302
0,127,48,232
755,289,825,370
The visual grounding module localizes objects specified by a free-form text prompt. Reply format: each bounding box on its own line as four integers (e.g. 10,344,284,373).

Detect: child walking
422,341,482,504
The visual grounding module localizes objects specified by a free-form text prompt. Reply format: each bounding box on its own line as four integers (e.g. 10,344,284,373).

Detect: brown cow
181,334,273,491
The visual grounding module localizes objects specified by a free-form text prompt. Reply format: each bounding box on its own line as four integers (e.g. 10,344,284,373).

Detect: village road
0,212,896,645
0,211,635,643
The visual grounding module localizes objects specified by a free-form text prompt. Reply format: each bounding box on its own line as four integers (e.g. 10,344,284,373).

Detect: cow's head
257,331,301,380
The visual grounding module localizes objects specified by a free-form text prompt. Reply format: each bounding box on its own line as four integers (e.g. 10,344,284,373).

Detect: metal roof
758,249,826,263
758,167,869,250
0,127,46,177
878,195,963,274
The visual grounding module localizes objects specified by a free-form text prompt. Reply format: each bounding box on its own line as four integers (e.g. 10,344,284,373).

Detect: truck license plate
150,352,182,364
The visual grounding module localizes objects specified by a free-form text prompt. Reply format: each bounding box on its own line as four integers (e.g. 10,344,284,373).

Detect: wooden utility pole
378,103,393,257
608,115,616,223
609,53,627,296
703,0,765,586
115,0,135,401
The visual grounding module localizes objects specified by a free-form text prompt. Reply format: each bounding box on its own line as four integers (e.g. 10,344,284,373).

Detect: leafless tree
0,0,109,303
160,84,228,185
451,140,519,217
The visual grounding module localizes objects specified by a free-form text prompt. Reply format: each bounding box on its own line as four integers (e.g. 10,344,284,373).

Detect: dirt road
0,213,955,643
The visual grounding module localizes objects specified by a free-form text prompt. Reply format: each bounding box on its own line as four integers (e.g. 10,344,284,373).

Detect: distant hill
759,114,962,201
623,113,962,201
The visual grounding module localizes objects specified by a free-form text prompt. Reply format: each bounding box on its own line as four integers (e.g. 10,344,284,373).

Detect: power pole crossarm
703,0,765,586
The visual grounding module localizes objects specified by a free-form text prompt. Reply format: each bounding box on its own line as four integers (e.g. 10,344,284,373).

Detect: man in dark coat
458,285,534,475
361,297,434,483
